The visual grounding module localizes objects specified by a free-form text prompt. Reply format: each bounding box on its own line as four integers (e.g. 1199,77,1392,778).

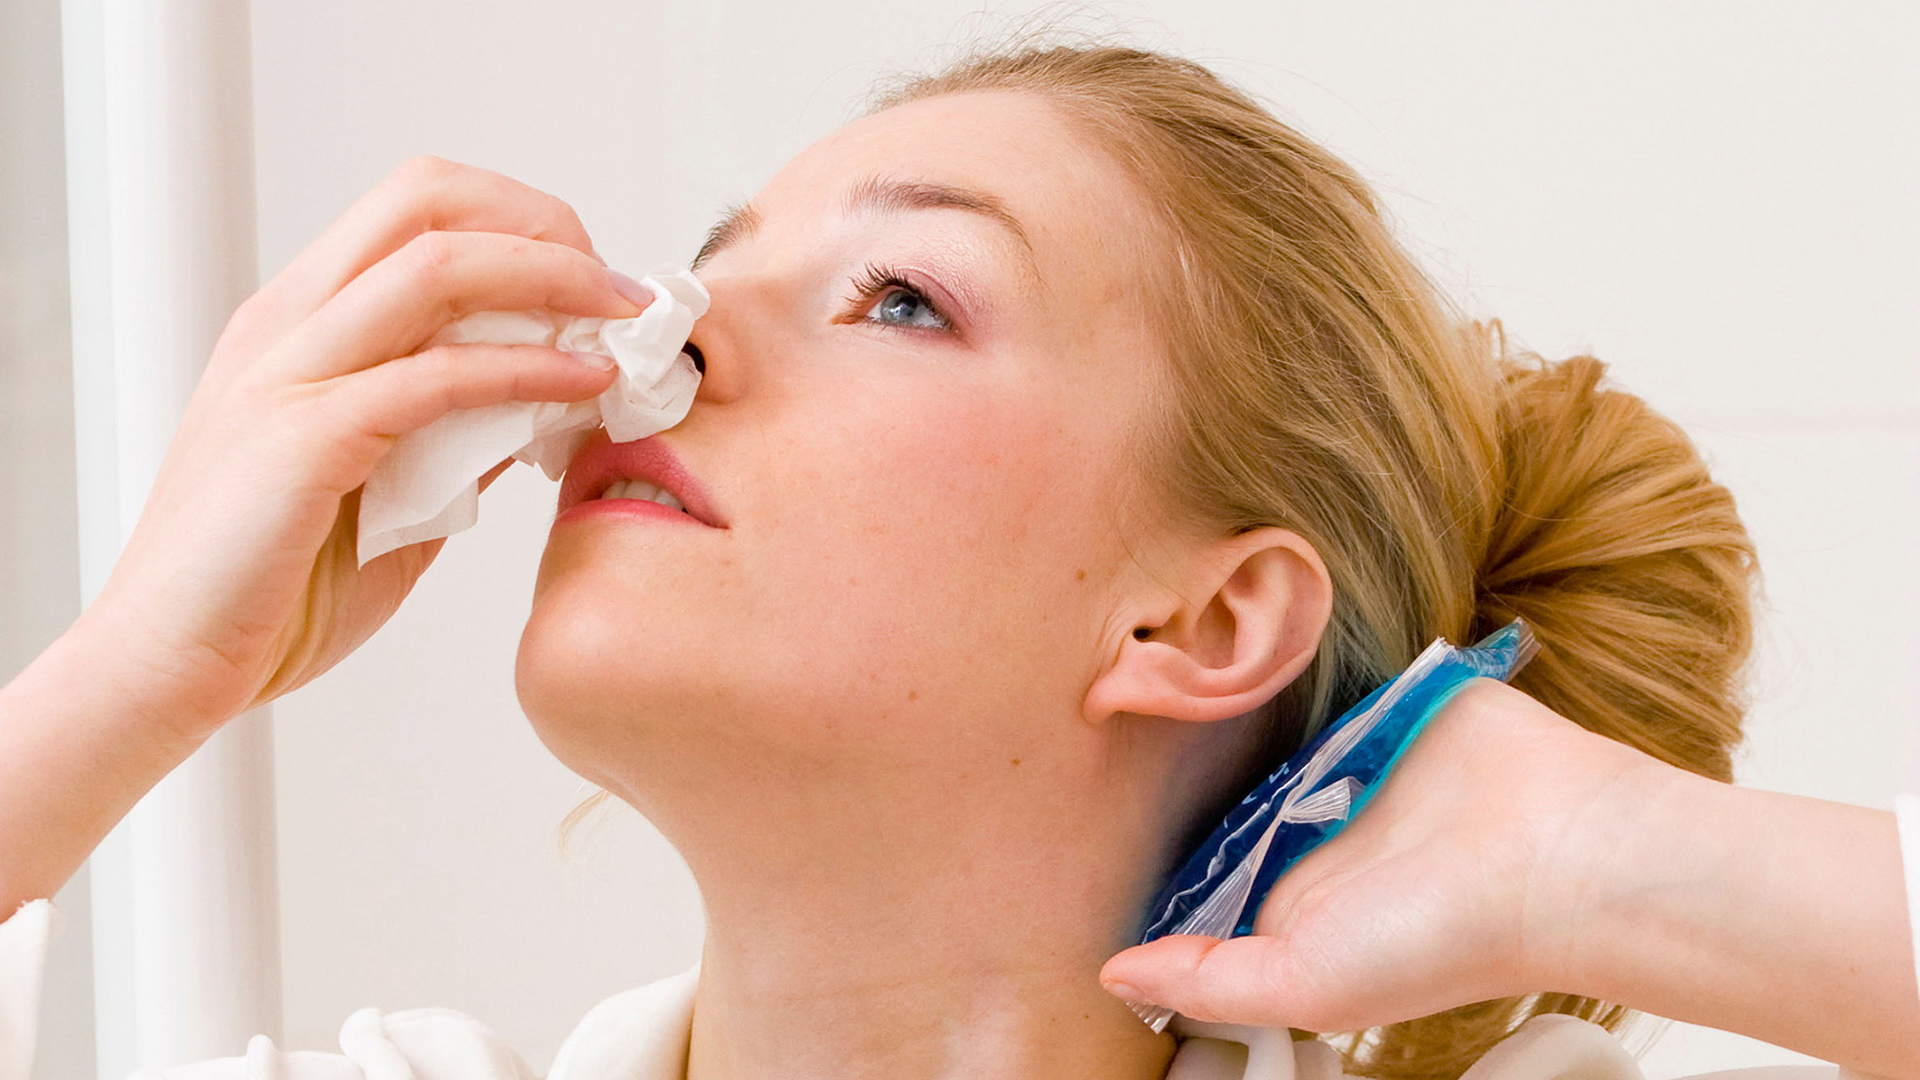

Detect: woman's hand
1101,678,1651,1032
78,155,646,743
1099,679,1920,1079
1,157,649,914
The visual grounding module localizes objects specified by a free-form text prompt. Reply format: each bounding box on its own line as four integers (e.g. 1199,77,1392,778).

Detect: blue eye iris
866,286,947,329
848,264,952,332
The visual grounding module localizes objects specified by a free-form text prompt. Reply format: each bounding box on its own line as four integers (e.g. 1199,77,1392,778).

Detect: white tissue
355,267,709,566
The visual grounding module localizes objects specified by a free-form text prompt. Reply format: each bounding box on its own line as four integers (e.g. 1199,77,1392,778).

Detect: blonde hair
559,39,1758,1080
867,42,1758,1080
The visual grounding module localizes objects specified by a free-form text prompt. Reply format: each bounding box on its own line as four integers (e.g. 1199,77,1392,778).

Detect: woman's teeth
598,479,687,512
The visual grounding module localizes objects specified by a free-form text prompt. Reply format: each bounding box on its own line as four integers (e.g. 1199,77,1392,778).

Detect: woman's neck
688,918,1174,1080
646,736,1185,1080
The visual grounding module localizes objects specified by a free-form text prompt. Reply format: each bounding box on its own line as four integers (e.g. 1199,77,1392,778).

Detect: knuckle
220,288,281,347
1252,958,1295,1013
493,231,539,260
412,346,468,409
277,384,354,446
431,342,471,372
1170,948,1225,1022
389,153,458,189
542,194,591,244
399,230,460,284
406,341,455,376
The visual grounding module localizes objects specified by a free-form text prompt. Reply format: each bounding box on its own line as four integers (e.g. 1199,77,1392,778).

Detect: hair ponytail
880,42,1760,1080
1477,348,1756,780
1368,344,1759,1079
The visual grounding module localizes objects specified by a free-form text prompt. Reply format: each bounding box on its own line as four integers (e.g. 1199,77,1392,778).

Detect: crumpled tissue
355,268,709,567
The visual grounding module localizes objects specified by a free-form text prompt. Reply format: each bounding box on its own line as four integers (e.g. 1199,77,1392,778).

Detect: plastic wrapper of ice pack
1129,619,1538,1033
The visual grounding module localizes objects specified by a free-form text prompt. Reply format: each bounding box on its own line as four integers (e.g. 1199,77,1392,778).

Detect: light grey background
5,1,1916,1077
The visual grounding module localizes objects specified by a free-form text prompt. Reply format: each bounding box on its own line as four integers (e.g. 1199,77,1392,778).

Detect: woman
2,42,1915,1080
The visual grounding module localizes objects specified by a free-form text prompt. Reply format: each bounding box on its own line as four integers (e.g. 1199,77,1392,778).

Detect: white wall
1,2,79,687
17,1,1917,1076
3,0,98,1076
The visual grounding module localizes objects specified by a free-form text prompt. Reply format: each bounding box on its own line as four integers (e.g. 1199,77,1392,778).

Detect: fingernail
565,349,615,371
1103,980,1146,1003
607,269,653,309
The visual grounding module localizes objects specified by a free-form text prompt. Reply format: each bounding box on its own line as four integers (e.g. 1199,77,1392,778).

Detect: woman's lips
554,433,726,529
554,496,705,529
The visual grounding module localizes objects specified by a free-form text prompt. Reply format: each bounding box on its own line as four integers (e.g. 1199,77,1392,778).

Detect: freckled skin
516,91,1176,818
511,92,1203,1080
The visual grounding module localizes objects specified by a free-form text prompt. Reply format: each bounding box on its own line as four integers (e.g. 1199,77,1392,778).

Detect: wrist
1533,756,1920,1076
0,613,215,912
1519,725,1717,996
22,608,224,754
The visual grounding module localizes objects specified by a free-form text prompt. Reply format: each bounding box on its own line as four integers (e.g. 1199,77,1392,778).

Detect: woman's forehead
736,90,1157,276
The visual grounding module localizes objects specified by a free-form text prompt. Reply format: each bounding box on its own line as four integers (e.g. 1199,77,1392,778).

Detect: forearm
1559,764,1919,1079
0,615,209,916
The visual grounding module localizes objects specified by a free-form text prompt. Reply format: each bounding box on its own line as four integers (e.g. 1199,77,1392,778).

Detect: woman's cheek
794,400,1103,677
857,386,1058,548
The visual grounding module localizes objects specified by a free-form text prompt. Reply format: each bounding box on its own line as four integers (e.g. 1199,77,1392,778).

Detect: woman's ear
1084,527,1332,725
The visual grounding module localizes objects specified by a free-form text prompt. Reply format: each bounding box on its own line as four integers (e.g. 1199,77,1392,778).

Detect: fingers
238,156,604,345
1100,935,1310,1028
323,342,614,446
273,230,642,381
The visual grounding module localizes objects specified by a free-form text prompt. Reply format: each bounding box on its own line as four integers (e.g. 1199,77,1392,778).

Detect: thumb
1100,934,1309,1028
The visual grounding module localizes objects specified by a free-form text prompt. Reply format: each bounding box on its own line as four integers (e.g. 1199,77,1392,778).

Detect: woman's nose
683,274,752,405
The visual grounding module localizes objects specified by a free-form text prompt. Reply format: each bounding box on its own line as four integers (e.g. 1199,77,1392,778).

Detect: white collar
546,969,1334,1080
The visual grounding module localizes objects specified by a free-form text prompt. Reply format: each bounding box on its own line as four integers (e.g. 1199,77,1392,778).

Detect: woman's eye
863,285,950,330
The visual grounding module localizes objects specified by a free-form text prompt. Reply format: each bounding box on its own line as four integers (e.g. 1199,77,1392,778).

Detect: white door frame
60,2,282,1075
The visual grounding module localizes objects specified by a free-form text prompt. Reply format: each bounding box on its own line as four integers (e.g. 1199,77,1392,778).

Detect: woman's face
517,90,1184,807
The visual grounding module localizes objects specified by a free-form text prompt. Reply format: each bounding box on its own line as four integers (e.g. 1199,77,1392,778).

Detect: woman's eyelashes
846,263,953,332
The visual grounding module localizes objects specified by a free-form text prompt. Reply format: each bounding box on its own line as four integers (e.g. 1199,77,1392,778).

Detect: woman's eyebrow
841,176,1033,260
694,201,761,269
690,176,1039,278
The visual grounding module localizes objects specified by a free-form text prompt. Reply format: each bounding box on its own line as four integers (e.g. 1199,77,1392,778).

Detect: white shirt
6,794,1916,1080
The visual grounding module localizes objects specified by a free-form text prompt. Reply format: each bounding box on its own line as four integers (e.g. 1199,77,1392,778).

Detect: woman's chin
516,581,692,745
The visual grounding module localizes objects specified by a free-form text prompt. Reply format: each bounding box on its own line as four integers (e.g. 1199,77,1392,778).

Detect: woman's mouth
553,433,728,529
598,478,687,512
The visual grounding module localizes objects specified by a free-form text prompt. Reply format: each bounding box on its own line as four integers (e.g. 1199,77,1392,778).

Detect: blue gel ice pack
1140,619,1537,945
1126,619,1537,1033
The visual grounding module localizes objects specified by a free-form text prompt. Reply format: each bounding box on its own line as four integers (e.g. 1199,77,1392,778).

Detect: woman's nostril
683,341,706,376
